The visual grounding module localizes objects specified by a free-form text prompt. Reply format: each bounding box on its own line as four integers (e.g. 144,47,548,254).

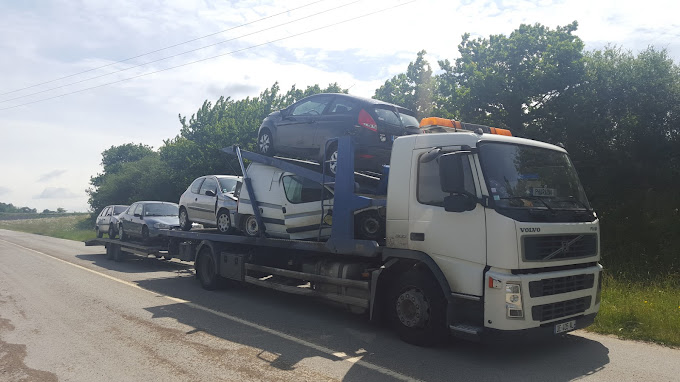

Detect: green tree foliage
0,202,37,214
439,22,584,138
374,50,435,119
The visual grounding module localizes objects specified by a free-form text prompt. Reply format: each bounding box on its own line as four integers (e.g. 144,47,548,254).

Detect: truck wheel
216,209,232,234
106,244,115,260
113,245,126,262
96,227,103,238
389,268,447,346
179,208,192,231
258,129,274,156
355,210,384,241
119,224,128,241
196,246,222,290
108,224,117,239
241,215,260,237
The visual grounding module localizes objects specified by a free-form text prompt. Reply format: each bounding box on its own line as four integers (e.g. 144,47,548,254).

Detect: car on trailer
94,204,128,238
178,175,241,233
118,201,180,242
256,93,420,175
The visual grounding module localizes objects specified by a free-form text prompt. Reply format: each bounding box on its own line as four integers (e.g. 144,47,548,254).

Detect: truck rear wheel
196,246,222,290
241,215,260,237
389,268,447,346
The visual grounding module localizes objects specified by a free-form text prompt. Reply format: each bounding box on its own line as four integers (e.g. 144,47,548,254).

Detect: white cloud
38,169,67,182
34,187,81,199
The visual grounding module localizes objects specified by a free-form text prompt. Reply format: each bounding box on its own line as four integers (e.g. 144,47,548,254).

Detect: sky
1,0,678,213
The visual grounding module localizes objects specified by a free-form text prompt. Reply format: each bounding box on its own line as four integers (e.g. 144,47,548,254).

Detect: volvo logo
520,227,541,233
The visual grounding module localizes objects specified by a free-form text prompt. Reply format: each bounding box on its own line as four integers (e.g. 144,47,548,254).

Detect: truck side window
417,154,476,207
282,175,331,204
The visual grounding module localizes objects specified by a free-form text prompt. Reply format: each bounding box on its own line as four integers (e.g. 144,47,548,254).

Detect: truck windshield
478,142,591,211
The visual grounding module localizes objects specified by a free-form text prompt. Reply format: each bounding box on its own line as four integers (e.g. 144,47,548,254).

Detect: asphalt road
1,229,678,382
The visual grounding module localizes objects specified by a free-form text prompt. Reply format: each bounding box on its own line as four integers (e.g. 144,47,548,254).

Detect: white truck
88,120,601,346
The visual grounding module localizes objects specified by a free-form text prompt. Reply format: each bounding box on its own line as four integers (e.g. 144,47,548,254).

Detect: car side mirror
134,213,142,218
205,190,216,197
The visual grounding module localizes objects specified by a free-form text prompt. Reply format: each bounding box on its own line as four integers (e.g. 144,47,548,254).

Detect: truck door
280,174,330,240
407,152,487,296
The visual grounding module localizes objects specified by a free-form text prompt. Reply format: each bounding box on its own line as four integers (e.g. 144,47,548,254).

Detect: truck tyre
216,209,232,234
389,268,448,346
113,245,126,262
355,210,384,241
96,227,103,238
108,224,117,239
196,246,222,290
119,224,128,241
106,244,115,260
258,128,274,156
179,208,192,231
241,215,260,237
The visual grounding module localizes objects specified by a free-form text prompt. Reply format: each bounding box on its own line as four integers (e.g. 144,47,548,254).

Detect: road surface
1,229,678,381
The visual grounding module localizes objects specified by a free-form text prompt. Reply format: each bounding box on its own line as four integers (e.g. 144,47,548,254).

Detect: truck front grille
529,274,595,297
523,234,597,261
531,296,592,322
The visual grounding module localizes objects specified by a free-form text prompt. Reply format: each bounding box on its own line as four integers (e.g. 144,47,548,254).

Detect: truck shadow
75,253,194,274
135,275,610,381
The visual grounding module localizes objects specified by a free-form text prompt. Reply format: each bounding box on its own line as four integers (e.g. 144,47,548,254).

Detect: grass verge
587,274,680,347
0,214,96,241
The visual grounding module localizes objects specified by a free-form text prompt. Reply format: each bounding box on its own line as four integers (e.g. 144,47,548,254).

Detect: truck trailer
87,121,601,346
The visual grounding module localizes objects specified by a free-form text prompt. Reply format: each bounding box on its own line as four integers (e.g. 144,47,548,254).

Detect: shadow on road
75,253,193,274
130,274,610,381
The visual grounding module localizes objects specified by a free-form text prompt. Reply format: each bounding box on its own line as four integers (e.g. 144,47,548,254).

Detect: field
0,214,96,241
1,214,678,347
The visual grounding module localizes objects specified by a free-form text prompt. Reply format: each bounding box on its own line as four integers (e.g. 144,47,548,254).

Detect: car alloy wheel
259,130,273,156
328,149,338,175
217,210,231,233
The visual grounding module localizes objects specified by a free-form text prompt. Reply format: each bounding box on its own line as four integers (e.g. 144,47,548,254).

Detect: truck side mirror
439,151,470,194
439,152,477,212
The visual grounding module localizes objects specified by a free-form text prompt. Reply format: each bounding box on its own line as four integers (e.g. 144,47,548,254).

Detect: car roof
303,93,414,111
132,201,179,206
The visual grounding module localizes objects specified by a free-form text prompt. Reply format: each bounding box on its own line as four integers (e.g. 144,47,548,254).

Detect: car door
120,204,135,233
196,177,219,223
280,174,331,240
129,203,145,236
276,95,334,154
97,207,109,231
314,96,357,151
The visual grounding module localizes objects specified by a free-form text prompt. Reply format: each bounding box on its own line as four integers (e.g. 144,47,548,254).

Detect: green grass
587,274,680,347
0,214,97,241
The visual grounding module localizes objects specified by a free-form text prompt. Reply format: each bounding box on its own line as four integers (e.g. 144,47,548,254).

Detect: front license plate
554,320,576,334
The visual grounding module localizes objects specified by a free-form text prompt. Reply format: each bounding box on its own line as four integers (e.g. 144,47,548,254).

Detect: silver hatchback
178,175,241,233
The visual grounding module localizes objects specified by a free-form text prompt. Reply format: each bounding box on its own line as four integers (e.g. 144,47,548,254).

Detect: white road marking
0,238,418,381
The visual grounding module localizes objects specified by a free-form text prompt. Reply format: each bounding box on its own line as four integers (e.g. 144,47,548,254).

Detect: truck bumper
478,313,597,343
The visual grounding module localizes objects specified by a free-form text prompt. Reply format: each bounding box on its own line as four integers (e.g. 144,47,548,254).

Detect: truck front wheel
389,268,448,346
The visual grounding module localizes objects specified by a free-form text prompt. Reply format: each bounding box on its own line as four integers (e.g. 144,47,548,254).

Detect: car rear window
374,107,402,126
397,108,419,128
113,206,127,214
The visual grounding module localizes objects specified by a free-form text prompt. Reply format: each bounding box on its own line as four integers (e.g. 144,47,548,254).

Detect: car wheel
355,210,384,241
216,209,232,234
179,207,191,231
108,224,117,239
241,215,260,237
389,268,447,346
119,224,127,241
325,144,338,176
142,225,150,242
96,227,103,238
258,129,274,156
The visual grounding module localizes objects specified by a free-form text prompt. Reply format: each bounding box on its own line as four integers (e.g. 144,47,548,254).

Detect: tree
438,22,584,139
374,50,435,119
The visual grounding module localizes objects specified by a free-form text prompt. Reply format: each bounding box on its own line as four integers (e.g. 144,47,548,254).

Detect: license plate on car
554,320,576,334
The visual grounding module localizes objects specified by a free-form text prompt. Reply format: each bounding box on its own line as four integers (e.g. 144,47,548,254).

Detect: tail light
358,109,377,131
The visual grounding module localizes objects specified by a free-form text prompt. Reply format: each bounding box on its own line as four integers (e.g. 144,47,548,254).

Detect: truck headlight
154,223,170,229
505,282,524,319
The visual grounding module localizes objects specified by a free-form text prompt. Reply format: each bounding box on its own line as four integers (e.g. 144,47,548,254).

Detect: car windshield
144,203,179,216
218,177,238,193
479,142,591,210
113,206,127,214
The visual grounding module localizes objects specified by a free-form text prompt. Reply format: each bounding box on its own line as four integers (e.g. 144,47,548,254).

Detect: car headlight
505,282,524,319
154,223,170,229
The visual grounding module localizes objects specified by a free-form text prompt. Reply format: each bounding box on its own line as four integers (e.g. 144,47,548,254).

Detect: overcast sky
1,0,678,212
